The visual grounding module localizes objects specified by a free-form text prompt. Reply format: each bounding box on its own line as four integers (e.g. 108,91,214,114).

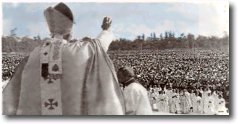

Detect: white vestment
190,93,196,113
193,96,203,114
180,92,192,114
123,82,153,115
3,30,124,115
215,98,228,115
97,30,114,52
203,96,215,115
157,94,169,112
212,93,219,111
150,92,159,111
201,91,209,113
165,90,173,112
171,93,180,113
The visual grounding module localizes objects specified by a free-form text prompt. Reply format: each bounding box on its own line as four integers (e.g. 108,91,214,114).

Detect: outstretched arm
97,17,114,52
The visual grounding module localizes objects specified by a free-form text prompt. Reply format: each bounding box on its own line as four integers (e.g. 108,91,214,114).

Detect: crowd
2,49,229,114
146,85,228,115
2,53,26,81
109,49,229,114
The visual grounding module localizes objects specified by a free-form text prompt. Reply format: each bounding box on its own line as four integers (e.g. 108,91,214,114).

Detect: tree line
2,30,229,53
109,31,229,51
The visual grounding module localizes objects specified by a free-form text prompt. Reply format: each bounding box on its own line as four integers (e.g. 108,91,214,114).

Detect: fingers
101,16,112,30
103,16,112,25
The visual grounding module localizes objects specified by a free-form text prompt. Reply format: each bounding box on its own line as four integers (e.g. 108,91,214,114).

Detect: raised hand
101,16,112,30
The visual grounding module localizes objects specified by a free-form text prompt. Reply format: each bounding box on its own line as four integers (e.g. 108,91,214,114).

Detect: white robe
212,93,219,111
190,93,196,113
171,93,180,113
123,82,153,115
180,93,192,114
157,94,169,112
165,90,173,112
201,91,209,113
203,96,215,115
215,98,227,115
150,92,159,111
193,96,203,114
3,30,124,115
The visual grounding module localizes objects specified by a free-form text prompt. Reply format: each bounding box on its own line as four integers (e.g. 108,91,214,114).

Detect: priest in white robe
170,89,180,114
149,89,159,111
212,91,219,111
215,94,228,115
180,89,192,114
165,87,173,113
3,3,124,115
190,89,196,113
201,87,211,113
158,90,169,112
203,92,215,115
193,91,203,114
117,66,153,115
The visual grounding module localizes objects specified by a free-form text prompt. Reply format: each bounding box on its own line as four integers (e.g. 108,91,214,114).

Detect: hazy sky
2,2,229,40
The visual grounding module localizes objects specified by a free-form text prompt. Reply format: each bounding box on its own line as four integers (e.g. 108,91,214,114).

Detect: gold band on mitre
44,3,73,36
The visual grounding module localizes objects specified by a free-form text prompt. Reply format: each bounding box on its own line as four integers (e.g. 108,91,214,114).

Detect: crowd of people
2,53,26,81
110,49,229,114
146,85,228,115
2,49,229,114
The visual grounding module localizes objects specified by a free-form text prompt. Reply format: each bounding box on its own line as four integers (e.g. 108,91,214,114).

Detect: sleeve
2,56,29,115
96,30,114,52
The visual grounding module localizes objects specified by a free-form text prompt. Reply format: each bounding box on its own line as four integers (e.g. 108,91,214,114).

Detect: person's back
117,66,153,115
123,82,153,115
3,2,124,115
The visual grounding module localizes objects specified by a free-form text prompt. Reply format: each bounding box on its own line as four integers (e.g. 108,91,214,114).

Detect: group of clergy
147,85,228,115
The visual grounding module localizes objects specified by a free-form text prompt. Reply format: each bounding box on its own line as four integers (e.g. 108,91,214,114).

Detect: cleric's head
117,66,135,86
44,2,74,41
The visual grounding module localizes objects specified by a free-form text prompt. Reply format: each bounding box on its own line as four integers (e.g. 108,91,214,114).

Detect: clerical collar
123,78,136,87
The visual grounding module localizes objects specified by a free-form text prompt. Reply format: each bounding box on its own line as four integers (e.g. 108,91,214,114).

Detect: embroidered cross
44,99,58,110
